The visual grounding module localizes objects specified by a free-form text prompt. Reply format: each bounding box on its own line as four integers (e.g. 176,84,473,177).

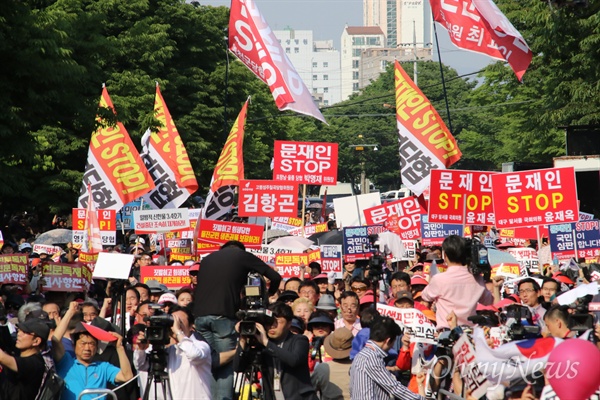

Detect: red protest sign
428,170,495,225
492,167,579,228
238,180,298,217
363,197,424,240
273,141,338,185
140,265,192,289
0,255,28,285
197,220,263,248
72,208,117,246
41,263,92,292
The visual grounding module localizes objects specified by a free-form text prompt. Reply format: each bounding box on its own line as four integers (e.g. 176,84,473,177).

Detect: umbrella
262,229,291,244
308,230,343,245
488,248,519,265
270,236,314,251
307,203,323,209
34,229,72,245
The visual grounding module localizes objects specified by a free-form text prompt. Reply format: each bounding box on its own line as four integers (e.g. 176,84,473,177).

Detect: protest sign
579,211,594,221
116,200,152,230
428,170,495,225
376,304,435,344
420,214,463,246
333,193,382,228
133,208,189,233
498,225,548,247
272,141,338,185
41,263,92,292
72,208,116,246
400,240,419,261
274,250,321,278
0,255,28,285
453,334,492,399
574,220,600,259
93,253,133,280
343,225,386,262
491,263,523,278
320,245,343,278
248,244,295,264
197,220,263,248
492,167,578,228
288,223,328,237
507,247,539,274
140,265,191,289
32,244,62,257
238,180,297,217
363,197,424,240
548,223,577,262
271,216,303,232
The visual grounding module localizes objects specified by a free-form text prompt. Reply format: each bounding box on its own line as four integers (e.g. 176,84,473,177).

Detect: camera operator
134,305,213,399
193,240,281,400
233,302,318,400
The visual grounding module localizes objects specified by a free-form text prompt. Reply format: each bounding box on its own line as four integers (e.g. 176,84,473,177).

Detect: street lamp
348,143,379,194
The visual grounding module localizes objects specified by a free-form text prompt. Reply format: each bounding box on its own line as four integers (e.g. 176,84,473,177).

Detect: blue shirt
56,352,120,400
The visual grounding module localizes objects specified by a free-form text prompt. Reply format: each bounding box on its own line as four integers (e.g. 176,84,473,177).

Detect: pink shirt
334,318,362,336
421,266,493,330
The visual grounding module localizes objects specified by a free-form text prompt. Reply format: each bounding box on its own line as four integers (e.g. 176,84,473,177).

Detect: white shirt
134,334,213,400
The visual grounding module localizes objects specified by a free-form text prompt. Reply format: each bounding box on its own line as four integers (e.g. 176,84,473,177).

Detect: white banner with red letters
133,209,190,233
272,141,338,185
238,180,298,217
376,304,436,345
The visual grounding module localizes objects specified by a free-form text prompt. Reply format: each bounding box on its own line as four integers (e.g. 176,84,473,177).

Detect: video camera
500,304,541,340
466,237,491,281
144,304,174,346
434,326,463,358
365,234,386,282
567,295,595,338
237,273,273,340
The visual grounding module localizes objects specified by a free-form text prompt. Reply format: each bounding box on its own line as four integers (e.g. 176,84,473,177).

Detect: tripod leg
143,374,153,400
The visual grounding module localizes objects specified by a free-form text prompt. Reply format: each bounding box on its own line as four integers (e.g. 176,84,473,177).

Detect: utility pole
398,21,431,86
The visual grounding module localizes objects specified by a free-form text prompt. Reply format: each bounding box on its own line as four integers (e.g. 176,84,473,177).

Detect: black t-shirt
0,352,45,400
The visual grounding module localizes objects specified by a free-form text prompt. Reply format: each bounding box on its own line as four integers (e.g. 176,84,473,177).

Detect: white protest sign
320,245,343,278
453,334,492,399
508,247,540,274
133,208,189,233
247,244,295,264
557,281,598,306
333,193,381,228
93,252,134,280
376,304,436,344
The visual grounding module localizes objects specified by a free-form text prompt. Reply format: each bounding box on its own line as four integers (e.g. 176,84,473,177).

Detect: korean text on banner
491,167,579,229
395,61,461,196
72,208,116,246
202,99,248,221
430,0,531,80
420,214,464,246
375,304,436,344
428,169,495,225
77,86,155,210
134,209,190,233
228,0,326,123
141,84,197,209
140,265,191,289
272,141,338,185
238,180,298,217
363,196,424,240
320,245,343,279
274,250,321,278
452,334,492,399
343,225,386,262
41,263,92,292
197,219,263,248
0,255,28,285
117,200,151,230
574,220,600,259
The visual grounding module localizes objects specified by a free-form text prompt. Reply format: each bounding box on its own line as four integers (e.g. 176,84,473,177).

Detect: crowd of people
0,211,599,400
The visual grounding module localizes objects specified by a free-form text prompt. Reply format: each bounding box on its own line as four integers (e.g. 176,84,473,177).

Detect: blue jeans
195,315,237,400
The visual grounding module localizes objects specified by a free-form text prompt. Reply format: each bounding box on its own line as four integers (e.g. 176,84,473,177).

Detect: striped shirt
350,340,425,400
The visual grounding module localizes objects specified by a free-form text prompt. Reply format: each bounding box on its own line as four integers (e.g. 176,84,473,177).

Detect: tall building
359,47,432,89
340,25,385,100
273,29,342,106
363,0,433,48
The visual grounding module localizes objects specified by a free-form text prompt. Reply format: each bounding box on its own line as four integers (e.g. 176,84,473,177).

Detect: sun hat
278,290,300,303
307,314,334,330
315,294,337,311
323,327,353,359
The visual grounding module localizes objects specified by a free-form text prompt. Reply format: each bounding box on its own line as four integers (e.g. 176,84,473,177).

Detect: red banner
72,208,116,247
273,141,338,185
238,180,298,217
228,0,326,123
40,263,92,292
395,61,461,196
197,220,263,248
499,226,549,245
363,197,424,240
430,0,531,80
140,265,192,289
0,254,28,285
428,170,496,225
492,167,579,228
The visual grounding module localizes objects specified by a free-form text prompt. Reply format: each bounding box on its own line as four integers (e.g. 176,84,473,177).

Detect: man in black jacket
234,302,318,400
193,240,282,400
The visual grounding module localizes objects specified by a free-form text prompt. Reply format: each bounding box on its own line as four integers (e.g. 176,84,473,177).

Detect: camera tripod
142,348,174,400
234,347,268,400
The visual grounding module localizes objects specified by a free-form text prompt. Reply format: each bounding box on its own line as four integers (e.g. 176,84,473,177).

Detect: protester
335,291,361,336
517,278,546,328
292,297,315,329
311,327,353,400
175,287,194,307
298,281,320,307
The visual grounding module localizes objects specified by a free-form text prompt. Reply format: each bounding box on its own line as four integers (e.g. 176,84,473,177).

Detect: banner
428,169,495,225
430,0,531,80
238,180,297,217
116,200,152,230
274,250,321,278
202,99,248,221
32,244,63,257
507,247,539,274
271,216,303,231
140,265,192,289
453,334,492,399
492,167,579,229
395,60,461,196
197,219,262,248
342,225,386,262
420,214,463,246
320,245,343,278
288,223,328,237
498,225,548,246
548,222,576,263
400,240,419,261
376,304,436,344
228,0,326,123
248,244,295,264
141,84,198,209
40,263,92,292
78,86,155,210
133,209,190,233
72,209,116,246
574,220,600,260
272,141,338,185
363,197,424,240
0,255,28,285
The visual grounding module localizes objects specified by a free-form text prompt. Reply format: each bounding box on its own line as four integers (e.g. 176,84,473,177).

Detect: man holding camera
233,302,317,400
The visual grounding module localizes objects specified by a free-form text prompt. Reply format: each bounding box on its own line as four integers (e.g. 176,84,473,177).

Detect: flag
228,0,326,124
201,98,249,221
559,258,579,272
395,61,461,196
429,0,532,80
473,327,562,383
77,85,155,210
141,84,198,209
82,184,103,255
320,188,328,222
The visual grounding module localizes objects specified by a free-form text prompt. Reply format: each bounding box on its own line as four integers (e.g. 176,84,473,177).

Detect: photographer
134,305,213,399
233,302,318,400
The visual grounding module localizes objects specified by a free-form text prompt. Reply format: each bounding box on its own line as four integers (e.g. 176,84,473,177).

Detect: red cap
72,322,117,342
553,273,575,285
189,262,200,272
411,276,429,286
359,290,375,305
476,303,498,312
494,295,520,309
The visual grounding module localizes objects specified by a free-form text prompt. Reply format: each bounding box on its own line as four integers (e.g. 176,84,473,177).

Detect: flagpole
431,16,454,133
301,184,307,231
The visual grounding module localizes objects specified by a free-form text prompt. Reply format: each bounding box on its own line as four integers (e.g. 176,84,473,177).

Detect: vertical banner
78,86,155,210
272,141,338,185
395,61,461,196
238,180,298,217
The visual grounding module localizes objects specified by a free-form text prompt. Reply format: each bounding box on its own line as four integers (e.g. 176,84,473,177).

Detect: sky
203,0,495,77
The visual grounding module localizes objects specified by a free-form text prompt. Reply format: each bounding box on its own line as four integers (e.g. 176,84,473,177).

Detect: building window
286,48,290,53
352,60,360,68
323,62,329,68
324,87,329,93
353,37,365,45
323,75,329,80
312,62,318,68
367,37,380,46
353,83,359,91
352,49,362,57
353,71,359,80
286,40,290,45
294,47,299,53
324,100,329,106
313,75,318,80
381,60,388,70
303,39,308,45
295,39,299,45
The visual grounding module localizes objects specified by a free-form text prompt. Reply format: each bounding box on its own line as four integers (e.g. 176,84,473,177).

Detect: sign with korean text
273,141,338,185
288,223,328,237
575,220,600,259
32,244,63,257
507,247,539,274
400,240,418,261
549,223,577,261
498,225,549,247
420,214,464,246
197,220,263,248
41,263,92,292
238,180,298,217
491,263,523,279
428,169,495,225
0,255,28,285
72,208,116,246
320,245,343,278
140,265,192,289
492,167,578,228
248,244,294,264
271,216,302,232
274,250,321,278
133,208,189,233
116,200,152,230
453,334,492,399
363,197,424,240
376,304,436,344
342,225,386,262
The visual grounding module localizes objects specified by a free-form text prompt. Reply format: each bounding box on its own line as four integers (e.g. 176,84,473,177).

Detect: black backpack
35,355,65,400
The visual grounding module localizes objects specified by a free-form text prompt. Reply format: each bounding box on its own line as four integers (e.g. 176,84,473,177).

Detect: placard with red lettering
288,223,328,237
271,216,303,232
428,170,495,225
507,247,539,274
453,334,492,399
273,141,338,185
575,220,600,260
197,220,263,248
492,167,579,228
238,180,298,217
140,265,192,289
498,225,549,247
134,209,190,233
363,197,424,240
376,304,436,344
400,240,418,261
320,245,343,278
41,263,92,292
274,250,321,278
0,255,28,285
248,245,295,264
72,208,117,246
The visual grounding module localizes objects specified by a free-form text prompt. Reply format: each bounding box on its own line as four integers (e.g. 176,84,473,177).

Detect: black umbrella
308,230,343,245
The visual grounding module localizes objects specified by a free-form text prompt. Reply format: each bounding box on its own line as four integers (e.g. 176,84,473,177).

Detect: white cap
328,213,335,221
